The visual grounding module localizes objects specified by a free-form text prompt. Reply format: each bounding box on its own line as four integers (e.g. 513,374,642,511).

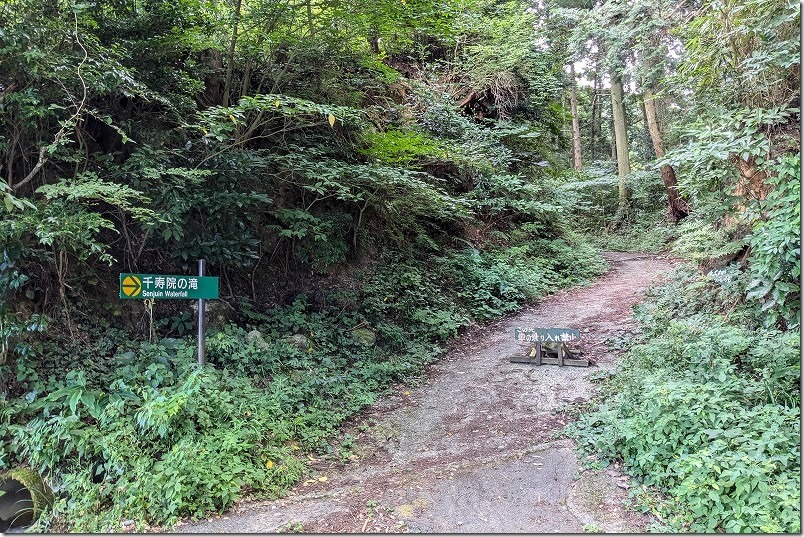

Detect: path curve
178,252,677,533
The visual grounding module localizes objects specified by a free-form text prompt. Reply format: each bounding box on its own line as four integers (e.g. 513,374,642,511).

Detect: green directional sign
119,273,219,300
515,327,580,344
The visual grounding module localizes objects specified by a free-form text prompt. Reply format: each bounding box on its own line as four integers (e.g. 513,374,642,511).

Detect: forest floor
176,252,678,533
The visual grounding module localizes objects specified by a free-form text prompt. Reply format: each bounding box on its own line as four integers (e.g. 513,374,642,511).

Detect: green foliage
269,209,350,271
6,347,306,531
670,218,746,266
745,155,800,330
674,0,799,109
1,197,118,269
563,165,674,251
590,216,674,253
662,106,797,200
1,0,578,313
465,173,564,221
0,247,48,399
459,6,564,120
568,265,800,533
360,129,446,166
361,234,606,343
36,172,155,223
1,225,607,531
262,147,471,246
1,179,36,213
194,94,368,145
163,312,194,336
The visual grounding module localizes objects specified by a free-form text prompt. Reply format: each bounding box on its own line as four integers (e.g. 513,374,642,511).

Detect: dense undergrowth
558,163,681,253
568,264,800,533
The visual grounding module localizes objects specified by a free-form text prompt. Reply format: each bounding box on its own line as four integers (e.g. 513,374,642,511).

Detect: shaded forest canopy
0,0,800,532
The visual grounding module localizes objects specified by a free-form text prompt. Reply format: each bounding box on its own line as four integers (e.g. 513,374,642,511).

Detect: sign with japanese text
119,273,219,300
515,327,580,344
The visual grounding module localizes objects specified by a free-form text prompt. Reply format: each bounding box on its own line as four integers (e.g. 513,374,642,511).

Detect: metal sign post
197,259,206,367
119,261,218,367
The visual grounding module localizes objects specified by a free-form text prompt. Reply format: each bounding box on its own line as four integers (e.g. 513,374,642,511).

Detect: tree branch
14,10,88,192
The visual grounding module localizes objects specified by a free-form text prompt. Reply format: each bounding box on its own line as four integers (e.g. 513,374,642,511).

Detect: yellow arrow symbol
122,275,142,297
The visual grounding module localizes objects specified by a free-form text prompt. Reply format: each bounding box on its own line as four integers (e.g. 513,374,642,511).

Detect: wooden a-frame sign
509,327,589,367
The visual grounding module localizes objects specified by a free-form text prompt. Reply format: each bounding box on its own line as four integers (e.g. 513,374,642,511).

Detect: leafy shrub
360,129,446,166
569,265,800,533
745,154,801,330
360,232,606,341
464,172,565,222
670,216,747,266
586,212,675,253
8,349,305,531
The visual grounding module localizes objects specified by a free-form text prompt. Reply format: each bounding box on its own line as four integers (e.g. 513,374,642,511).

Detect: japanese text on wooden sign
515,327,580,343
119,273,219,300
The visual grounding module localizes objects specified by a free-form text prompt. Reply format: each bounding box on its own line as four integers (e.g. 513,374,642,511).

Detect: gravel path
177,251,677,533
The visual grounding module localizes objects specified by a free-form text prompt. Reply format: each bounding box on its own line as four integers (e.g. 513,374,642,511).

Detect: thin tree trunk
240,33,265,97
222,0,244,108
367,33,380,54
608,76,631,229
569,64,582,170
590,74,598,162
241,57,253,98
306,0,314,37
640,99,653,162
609,112,616,161
644,88,688,221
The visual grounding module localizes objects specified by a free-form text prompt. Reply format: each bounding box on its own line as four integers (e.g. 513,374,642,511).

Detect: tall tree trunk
241,57,253,98
306,0,315,37
644,88,689,221
569,64,582,170
590,73,599,162
222,0,244,108
610,76,630,211
609,113,617,161
198,49,223,106
640,99,653,162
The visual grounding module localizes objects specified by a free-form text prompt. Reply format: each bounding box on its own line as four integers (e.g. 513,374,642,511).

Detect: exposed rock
286,334,310,351
192,300,235,327
246,329,270,349
350,327,376,347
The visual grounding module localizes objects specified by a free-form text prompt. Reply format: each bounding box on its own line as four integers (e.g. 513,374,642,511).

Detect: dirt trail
178,252,677,533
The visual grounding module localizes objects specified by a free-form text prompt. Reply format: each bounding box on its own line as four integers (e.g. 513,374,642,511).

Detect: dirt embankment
178,252,677,533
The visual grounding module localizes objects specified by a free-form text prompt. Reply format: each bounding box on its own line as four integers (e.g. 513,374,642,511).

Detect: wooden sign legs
509,341,589,367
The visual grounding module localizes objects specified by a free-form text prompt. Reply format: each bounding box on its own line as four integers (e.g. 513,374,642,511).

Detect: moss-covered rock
246,329,270,349
0,467,53,530
351,327,377,346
